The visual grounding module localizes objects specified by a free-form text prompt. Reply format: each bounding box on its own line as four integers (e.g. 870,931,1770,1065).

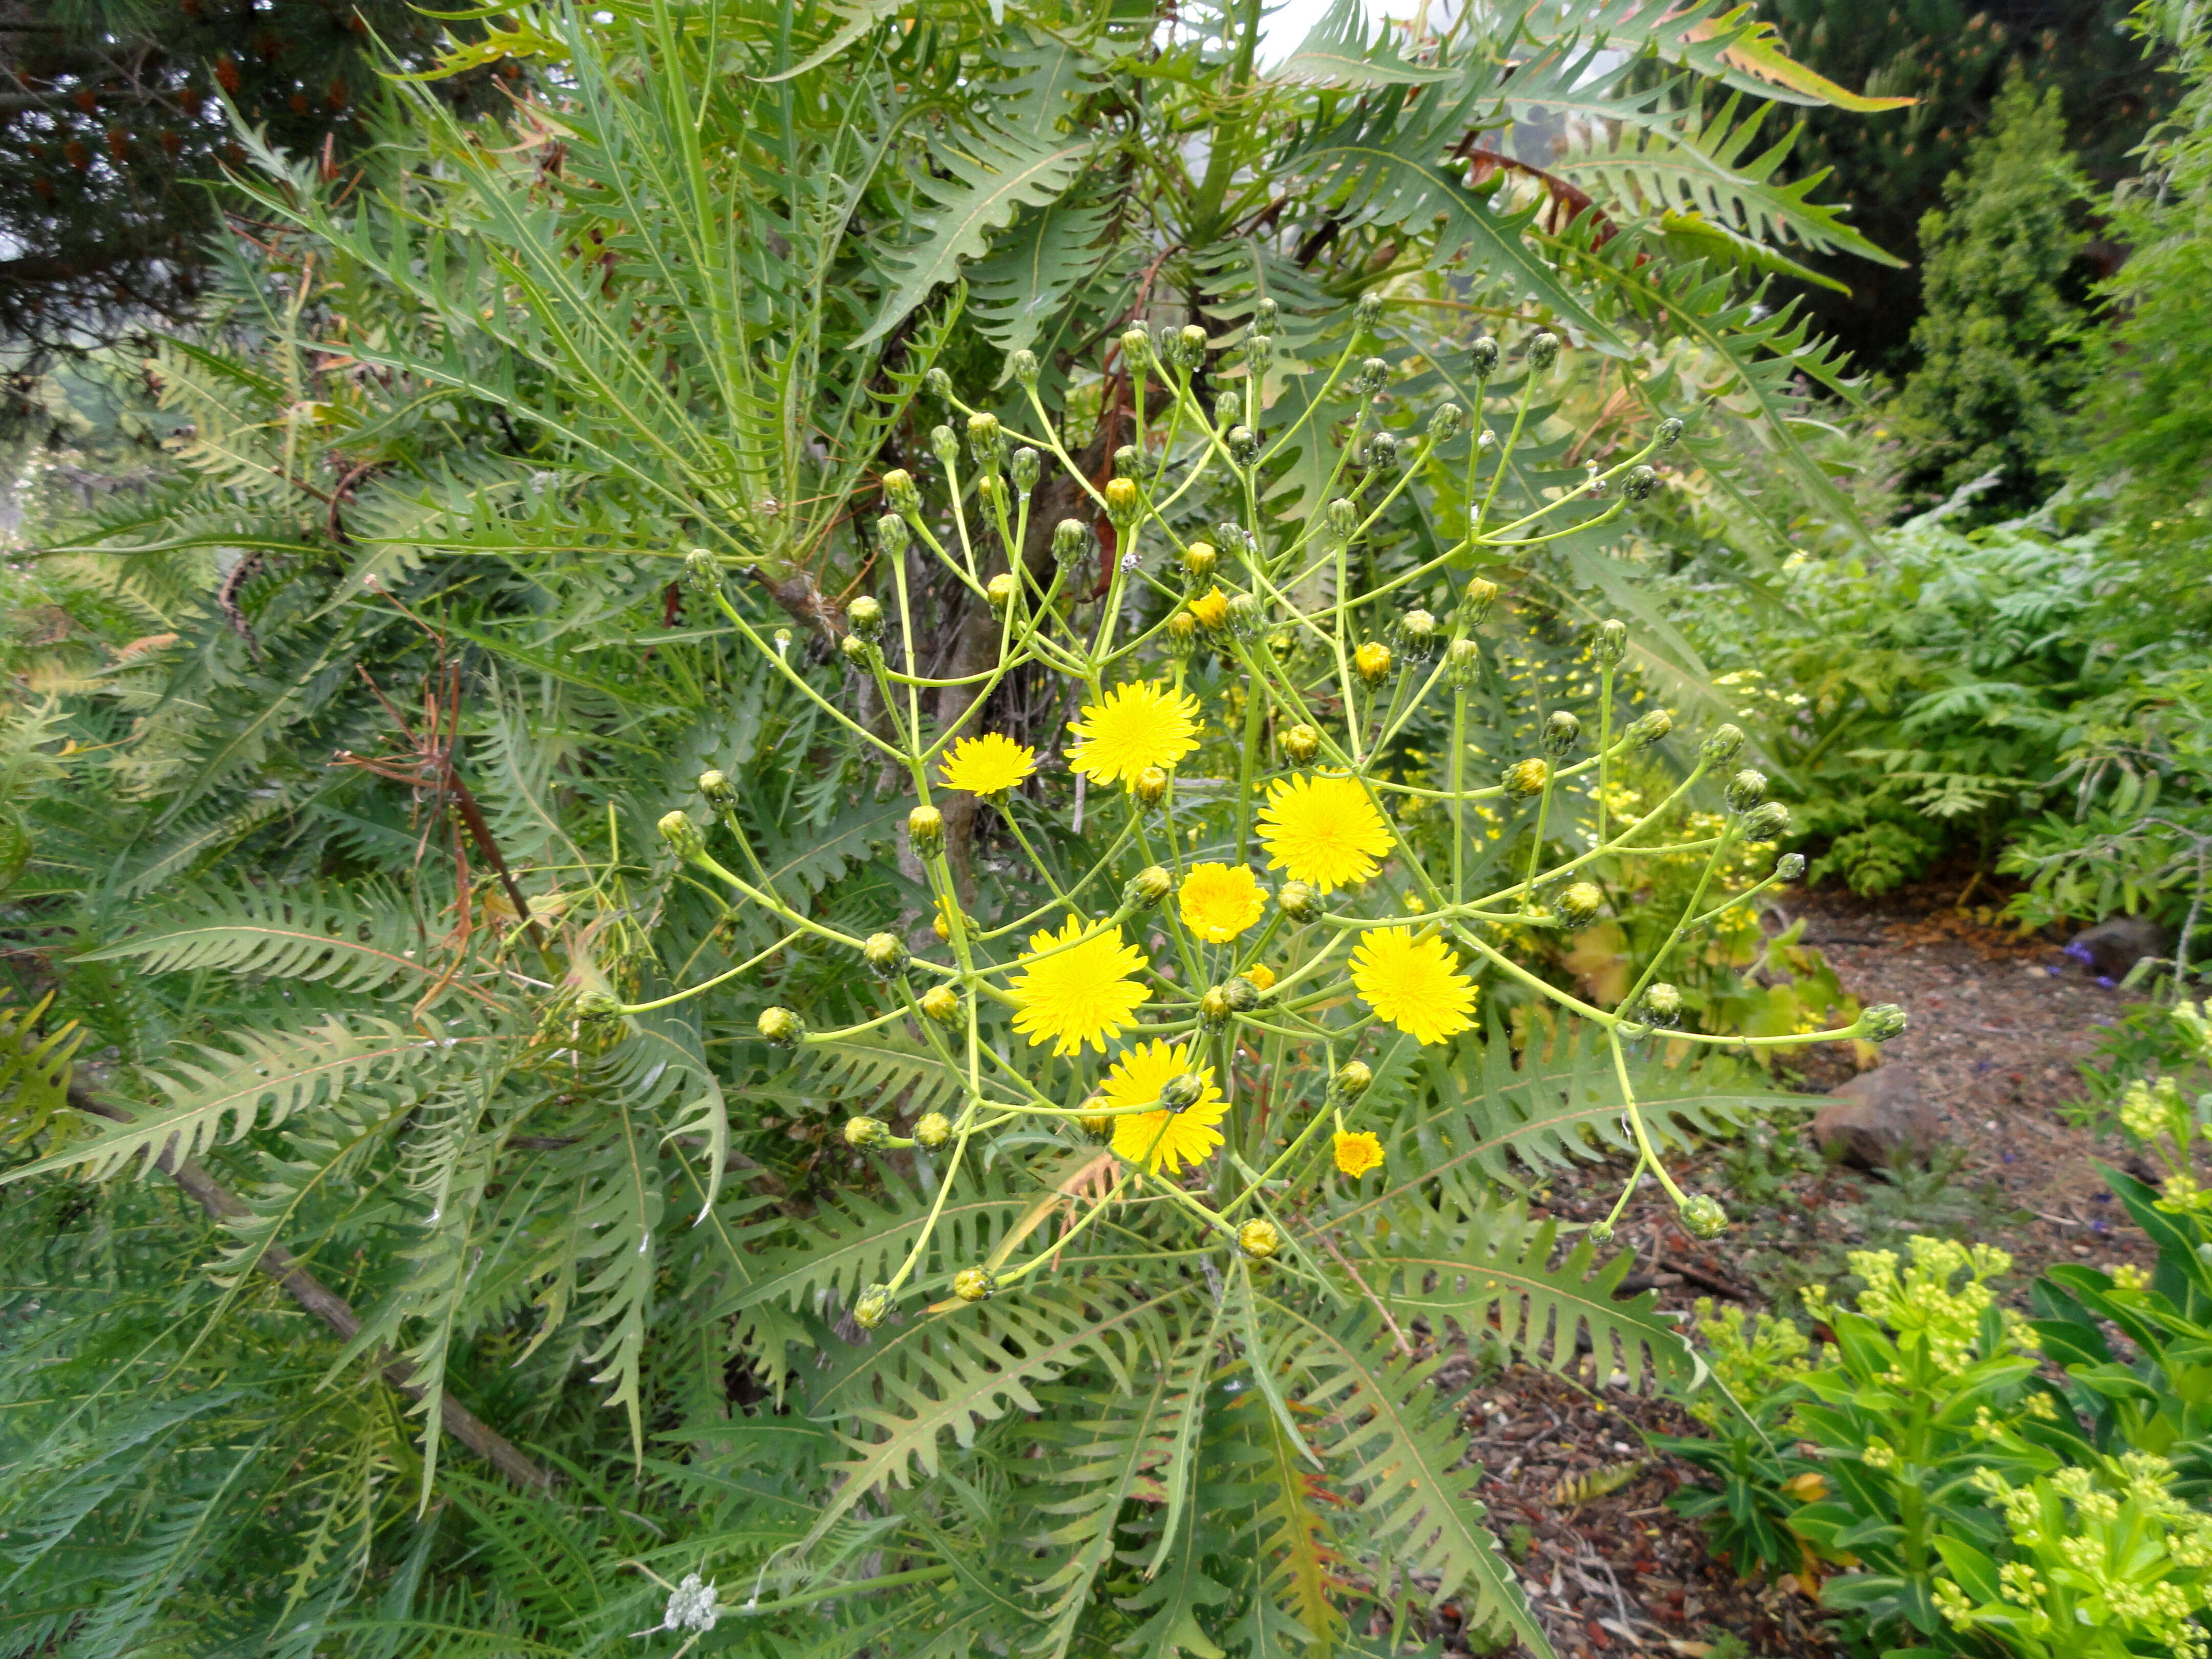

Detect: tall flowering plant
630,307,1906,1649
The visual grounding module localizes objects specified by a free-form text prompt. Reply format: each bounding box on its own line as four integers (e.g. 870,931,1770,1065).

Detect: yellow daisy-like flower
1068,681,1201,790
1103,1039,1226,1174
1178,862,1266,943
940,732,1036,795
1009,916,1151,1056
1259,773,1392,892
1333,1130,1385,1178
1351,927,1476,1046
1246,963,1277,991
1188,587,1230,630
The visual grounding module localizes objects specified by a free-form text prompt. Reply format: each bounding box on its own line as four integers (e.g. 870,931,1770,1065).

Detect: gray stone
1813,1065,1941,1171
2065,916,2170,983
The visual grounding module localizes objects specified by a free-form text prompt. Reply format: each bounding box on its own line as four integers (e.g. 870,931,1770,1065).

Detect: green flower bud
1642,982,1683,1026
658,810,705,861
1121,327,1152,370
1179,324,1209,365
1215,520,1255,558
1224,592,1260,638
844,1115,888,1148
1858,1003,1908,1044
914,1111,952,1148
576,988,624,1025
1724,769,1767,813
757,1006,804,1047
862,931,907,977
1741,801,1792,841
929,424,959,466
987,572,1017,610
684,547,719,594
773,627,793,655
1238,1218,1282,1261
918,985,960,1025
699,770,736,809
882,468,920,515
1245,332,1273,372
1010,446,1040,494
1052,517,1091,567
1198,987,1233,1027
1700,724,1746,767
853,1283,892,1330
1134,765,1170,806
1626,708,1673,747
1226,426,1260,466
1501,757,1549,799
1470,336,1499,378
924,366,953,400
1623,464,1658,504
1332,1059,1373,1102
839,633,875,668
1460,577,1499,627
1557,881,1605,927
1159,1073,1206,1112
1396,608,1439,660
1526,331,1560,372
908,804,944,855
1282,724,1321,766
1124,865,1174,909
1365,430,1399,471
1356,355,1390,397
847,594,885,641
1181,541,1218,585
1542,710,1582,758
1596,619,1627,667
1103,478,1141,528
1776,852,1806,881
1166,611,1199,657
1655,416,1684,448
1009,348,1040,387
1254,297,1280,330
876,510,911,559
1223,975,1262,1012
1354,641,1393,685
1328,498,1358,540
967,411,1005,473
1354,291,1384,329
952,1266,996,1303
1443,637,1482,687
1278,880,1318,921
1589,1220,1615,1244
1113,443,1141,481
1680,1194,1728,1240
1429,401,1464,443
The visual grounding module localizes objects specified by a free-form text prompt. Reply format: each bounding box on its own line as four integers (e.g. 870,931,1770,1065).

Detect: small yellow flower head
940,732,1037,796
987,572,1017,610
881,467,919,514
1182,542,1218,584
1277,880,1318,921
1353,641,1393,685
953,1267,996,1303
1103,477,1140,527
918,984,960,1024
1189,586,1231,631
862,932,908,977
1179,862,1267,942
1076,1096,1113,1138
1009,916,1151,1056
853,1283,892,1329
1333,1130,1386,1178
1124,864,1173,909
1134,765,1170,806
908,803,945,854
1238,1219,1281,1261
843,1115,887,1148
1332,1059,1373,1101
1501,757,1548,799
1556,882,1604,927
1245,963,1277,992
1104,1039,1226,1174
1068,681,1201,790
1352,928,1476,1046
1259,773,1392,893
757,1006,804,1047
1166,611,1200,657
658,810,705,861
913,1111,952,1148
1282,723,1321,766
698,769,735,807
1198,987,1233,1026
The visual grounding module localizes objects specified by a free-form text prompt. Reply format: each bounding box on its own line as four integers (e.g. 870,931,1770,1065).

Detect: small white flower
1120,550,1140,572
662,1573,720,1633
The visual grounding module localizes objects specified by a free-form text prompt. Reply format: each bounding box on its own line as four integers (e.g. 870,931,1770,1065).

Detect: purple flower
2066,940,2095,965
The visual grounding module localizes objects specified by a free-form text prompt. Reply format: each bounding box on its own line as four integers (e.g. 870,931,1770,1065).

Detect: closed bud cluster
1642,982,1683,1026
1245,332,1273,372
1724,768,1767,812
1776,852,1806,881
698,770,736,808
1134,766,1170,806
757,1006,804,1047
1365,431,1399,471
952,1267,996,1303
1681,1194,1729,1240
1124,865,1173,909
853,1283,892,1330
1626,708,1673,747
1182,541,1218,585
1430,401,1463,442
1623,464,1658,503
1396,608,1439,660
1542,710,1582,758
882,468,920,515
929,424,959,466
844,1115,888,1148
1011,447,1040,494
846,594,885,641
919,985,960,1024
658,810,705,861
1470,336,1500,378
1655,416,1684,448
908,804,945,855
1596,619,1628,666
1199,987,1233,1026
987,573,1017,610
914,1111,952,1148
1444,637,1482,687
1501,757,1548,799
1052,518,1090,567
1103,478,1141,527
684,547,719,594
1226,426,1260,466
1700,724,1746,767
1278,880,1318,920
1460,577,1499,626
1526,331,1560,372
862,931,907,977
1741,801,1791,841
1353,642,1394,685
1283,724,1321,765
1159,1073,1206,1113
1556,881,1605,927
1858,1003,1908,1043
876,512,911,558
1237,1219,1281,1261
1332,1059,1373,1102
967,411,1005,471
1009,348,1040,387
1355,356,1390,398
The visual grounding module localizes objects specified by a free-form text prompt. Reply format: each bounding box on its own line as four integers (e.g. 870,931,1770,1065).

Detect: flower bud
1596,619,1627,667
757,1006,803,1047
930,424,959,466
839,633,875,669
862,931,907,977
1111,443,1141,482
1133,765,1170,806
914,1111,952,1148
1741,801,1791,840
1124,865,1173,909
1332,1059,1373,1102
1642,982,1683,1025
967,411,1005,471
1526,331,1559,372
1199,986,1233,1026
1353,641,1393,685
1460,578,1499,628
1326,499,1359,542
1502,757,1548,799
1180,324,1209,364
1011,446,1040,494
1052,518,1090,568
919,985,960,1025
1223,975,1262,1012
1354,291,1384,329
1245,332,1273,372
1396,608,1439,659
1215,520,1256,558
1283,724,1321,766
1175,543,1217,588
1444,637,1482,687
1103,478,1140,528
1224,593,1260,638
1120,327,1152,370
1470,336,1499,378
1589,1221,1615,1245
1356,355,1390,397
576,988,624,1025
882,468,920,515
924,367,953,400
699,770,736,809
1724,769,1767,813
1226,426,1260,466
1254,297,1280,330
1166,612,1199,657
847,594,885,641
1623,464,1658,504
1557,881,1604,927
1625,708,1673,747
1238,1218,1282,1261
952,1266,996,1303
1680,1194,1728,1240
1365,431,1399,471
1700,724,1745,767
908,804,945,855
1776,852,1806,881
876,512,911,558
774,627,793,655
1009,348,1040,387
844,1115,888,1148
1277,880,1318,921
1858,1003,1908,1043
987,572,1017,610
853,1283,892,1329
1655,416,1684,448
1542,710,1581,758
684,547,719,594
1159,1073,1206,1112
1429,401,1464,443
658,810,705,861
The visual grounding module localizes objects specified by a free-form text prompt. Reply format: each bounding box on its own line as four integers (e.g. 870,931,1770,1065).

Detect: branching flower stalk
650,316,1907,1320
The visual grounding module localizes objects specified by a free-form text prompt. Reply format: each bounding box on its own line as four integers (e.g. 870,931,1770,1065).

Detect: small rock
2064,915,2169,982
1813,1065,1941,1171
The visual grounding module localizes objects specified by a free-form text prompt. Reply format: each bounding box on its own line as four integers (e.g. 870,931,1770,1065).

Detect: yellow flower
940,732,1036,795
1068,681,1201,790
1189,587,1230,630
1009,916,1150,1055
1333,1129,1385,1178
1353,641,1393,684
1246,963,1276,991
1103,1039,1226,1174
1259,773,1392,892
1178,862,1266,942
1351,927,1476,1045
